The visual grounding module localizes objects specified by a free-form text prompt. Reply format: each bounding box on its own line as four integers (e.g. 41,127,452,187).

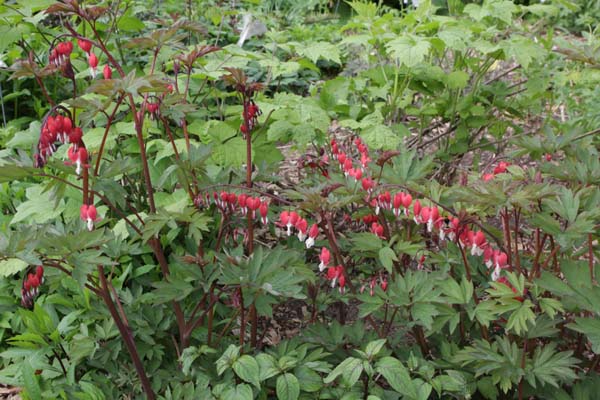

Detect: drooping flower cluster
329,135,513,283
333,137,372,182
35,112,87,174
21,266,44,309
195,191,270,225
77,38,98,78
240,101,261,137
315,247,346,293
49,41,73,69
360,275,388,296
278,211,319,248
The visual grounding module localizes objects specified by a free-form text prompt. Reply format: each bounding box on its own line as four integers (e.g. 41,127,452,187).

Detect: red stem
98,266,155,400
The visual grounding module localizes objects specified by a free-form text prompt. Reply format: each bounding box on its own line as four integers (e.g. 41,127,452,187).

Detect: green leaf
297,41,341,65
222,384,253,400
256,353,279,381
386,35,431,68
361,124,401,150
233,355,261,388
117,15,145,32
527,344,578,388
446,70,469,89
0,258,28,277
295,366,323,392
22,360,42,400
11,186,66,225
378,247,397,274
324,357,363,386
216,344,240,375
506,301,536,336
376,357,416,396
365,339,386,359
276,373,300,400
567,318,600,353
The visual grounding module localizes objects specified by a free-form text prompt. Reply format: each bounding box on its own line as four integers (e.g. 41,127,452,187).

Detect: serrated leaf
378,247,397,274
386,35,431,68
0,258,28,277
297,42,341,65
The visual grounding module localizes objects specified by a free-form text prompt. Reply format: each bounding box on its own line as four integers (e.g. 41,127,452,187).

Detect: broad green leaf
361,124,401,150
365,339,386,359
297,41,341,65
233,355,261,388
276,373,300,400
324,357,362,386
386,35,431,68
0,258,28,277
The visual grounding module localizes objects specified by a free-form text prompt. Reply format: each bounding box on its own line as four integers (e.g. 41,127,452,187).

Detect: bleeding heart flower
238,194,248,216
259,201,268,225
370,222,384,238
470,231,487,256
296,218,308,242
361,177,375,193
493,161,510,175
88,53,98,77
482,173,495,182
319,247,330,272
77,38,92,54
80,204,100,231
413,200,422,223
103,64,112,79
305,223,319,249
65,145,89,175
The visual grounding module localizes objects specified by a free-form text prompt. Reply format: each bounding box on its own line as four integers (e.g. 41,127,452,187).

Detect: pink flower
380,278,388,291
361,177,375,193
491,251,509,281
413,200,422,223
65,145,89,175
319,247,330,272
103,65,112,79
80,204,100,231
296,218,308,241
326,265,344,288
305,223,319,249
482,173,495,182
417,254,426,270
259,201,268,225
370,222,384,238
238,194,248,216
246,197,261,218
88,53,98,78
493,161,510,175
393,193,403,217
343,159,352,176
470,231,487,256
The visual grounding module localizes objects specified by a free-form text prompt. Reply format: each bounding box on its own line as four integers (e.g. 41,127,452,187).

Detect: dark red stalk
589,233,595,283
98,266,155,400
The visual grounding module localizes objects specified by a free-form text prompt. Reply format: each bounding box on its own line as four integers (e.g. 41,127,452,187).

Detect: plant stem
94,95,125,176
589,233,595,284
513,208,523,276
98,266,155,400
